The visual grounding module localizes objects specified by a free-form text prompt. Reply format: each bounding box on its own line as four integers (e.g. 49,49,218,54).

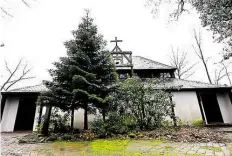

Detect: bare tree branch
214,60,232,85
1,59,35,91
1,0,33,18
22,0,30,8
169,45,197,79
0,7,13,18
1,59,23,91
192,28,212,84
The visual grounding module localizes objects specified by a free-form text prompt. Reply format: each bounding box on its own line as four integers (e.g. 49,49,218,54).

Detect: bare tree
192,28,212,84
0,59,35,91
169,46,198,79
214,60,232,85
1,0,33,18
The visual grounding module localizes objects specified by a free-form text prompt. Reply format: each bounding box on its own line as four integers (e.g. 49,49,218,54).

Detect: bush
91,113,138,138
109,78,174,130
41,107,70,133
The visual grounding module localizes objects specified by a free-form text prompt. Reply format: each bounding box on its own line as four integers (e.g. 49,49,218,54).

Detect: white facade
74,109,98,129
172,91,203,123
1,97,20,132
217,92,232,123
1,90,232,132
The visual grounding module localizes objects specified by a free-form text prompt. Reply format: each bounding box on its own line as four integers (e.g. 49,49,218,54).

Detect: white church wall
32,105,46,131
1,97,19,132
172,91,202,123
217,92,232,123
74,108,99,129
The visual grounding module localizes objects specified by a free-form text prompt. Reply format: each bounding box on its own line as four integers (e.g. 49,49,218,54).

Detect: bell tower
110,37,133,77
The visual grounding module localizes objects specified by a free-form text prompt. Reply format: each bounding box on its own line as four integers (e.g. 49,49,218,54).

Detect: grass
164,146,174,151
90,139,130,154
34,139,230,156
228,145,232,152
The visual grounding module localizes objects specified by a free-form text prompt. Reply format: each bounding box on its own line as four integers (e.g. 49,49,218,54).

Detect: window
160,72,171,78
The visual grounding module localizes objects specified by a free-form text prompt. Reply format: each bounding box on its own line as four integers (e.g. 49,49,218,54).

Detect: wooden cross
110,37,122,46
110,37,123,52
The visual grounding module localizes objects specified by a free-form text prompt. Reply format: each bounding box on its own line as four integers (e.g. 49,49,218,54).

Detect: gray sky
0,0,231,89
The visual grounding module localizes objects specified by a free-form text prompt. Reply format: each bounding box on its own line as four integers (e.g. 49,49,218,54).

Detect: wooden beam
111,51,132,54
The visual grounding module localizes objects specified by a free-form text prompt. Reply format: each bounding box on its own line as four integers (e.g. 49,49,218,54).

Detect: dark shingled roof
4,84,48,93
155,78,232,90
2,78,231,94
132,56,176,70
116,56,176,70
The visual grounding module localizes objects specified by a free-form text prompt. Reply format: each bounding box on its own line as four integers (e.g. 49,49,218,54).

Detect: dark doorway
200,93,223,124
14,97,37,131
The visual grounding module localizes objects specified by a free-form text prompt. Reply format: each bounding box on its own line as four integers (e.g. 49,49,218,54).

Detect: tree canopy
37,10,118,133
147,0,232,58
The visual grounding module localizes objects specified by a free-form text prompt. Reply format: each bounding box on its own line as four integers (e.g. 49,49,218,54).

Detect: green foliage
147,0,232,58
192,120,205,126
161,121,173,127
91,113,138,137
110,77,174,130
35,124,43,133
41,108,70,133
192,0,232,43
37,10,118,132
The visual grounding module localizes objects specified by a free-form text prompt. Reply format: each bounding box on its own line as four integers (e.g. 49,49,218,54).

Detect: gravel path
1,132,232,156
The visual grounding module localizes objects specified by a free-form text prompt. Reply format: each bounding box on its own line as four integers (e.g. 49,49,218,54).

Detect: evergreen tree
37,10,117,135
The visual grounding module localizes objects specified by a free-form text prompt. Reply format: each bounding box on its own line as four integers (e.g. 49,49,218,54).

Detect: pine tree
37,10,117,135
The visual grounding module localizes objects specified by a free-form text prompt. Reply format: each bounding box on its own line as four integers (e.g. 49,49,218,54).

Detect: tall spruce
37,10,117,135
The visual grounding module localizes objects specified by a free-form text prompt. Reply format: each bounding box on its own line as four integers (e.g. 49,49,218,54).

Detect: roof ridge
176,78,225,86
133,56,176,69
8,84,44,92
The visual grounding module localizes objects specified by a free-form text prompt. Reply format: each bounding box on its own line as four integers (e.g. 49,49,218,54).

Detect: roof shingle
116,56,176,70
5,84,48,93
155,78,231,90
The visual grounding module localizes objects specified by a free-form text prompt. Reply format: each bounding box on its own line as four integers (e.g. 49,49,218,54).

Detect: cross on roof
110,37,122,46
110,37,123,52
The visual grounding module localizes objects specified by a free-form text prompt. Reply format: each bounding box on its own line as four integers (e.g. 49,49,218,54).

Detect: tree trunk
71,107,75,131
102,107,106,122
169,96,177,127
203,61,212,84
84,103,88,130
37,106,43,125
41,105,52,136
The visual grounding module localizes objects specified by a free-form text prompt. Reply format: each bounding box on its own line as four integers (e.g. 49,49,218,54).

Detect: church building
1,37,232,132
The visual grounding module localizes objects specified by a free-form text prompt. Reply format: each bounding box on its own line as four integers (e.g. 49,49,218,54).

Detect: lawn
35,139,228,156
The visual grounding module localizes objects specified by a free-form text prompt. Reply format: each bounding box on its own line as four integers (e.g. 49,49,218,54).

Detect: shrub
35,124,43,133
110,78,174,130
41,107,70,133
91,113,138,138
161,120,173,127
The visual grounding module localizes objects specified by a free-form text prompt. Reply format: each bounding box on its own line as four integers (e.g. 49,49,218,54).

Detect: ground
1,133,232,156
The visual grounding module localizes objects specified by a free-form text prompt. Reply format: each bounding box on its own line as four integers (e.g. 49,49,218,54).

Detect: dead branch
0,7,13,18
22,0,30,8
0,59,35,91
1,0,32,18
214,60,232,85
192,28,212,84
169,45,198,79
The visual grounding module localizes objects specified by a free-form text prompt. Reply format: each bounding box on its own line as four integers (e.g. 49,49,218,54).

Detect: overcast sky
0,0,231,90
